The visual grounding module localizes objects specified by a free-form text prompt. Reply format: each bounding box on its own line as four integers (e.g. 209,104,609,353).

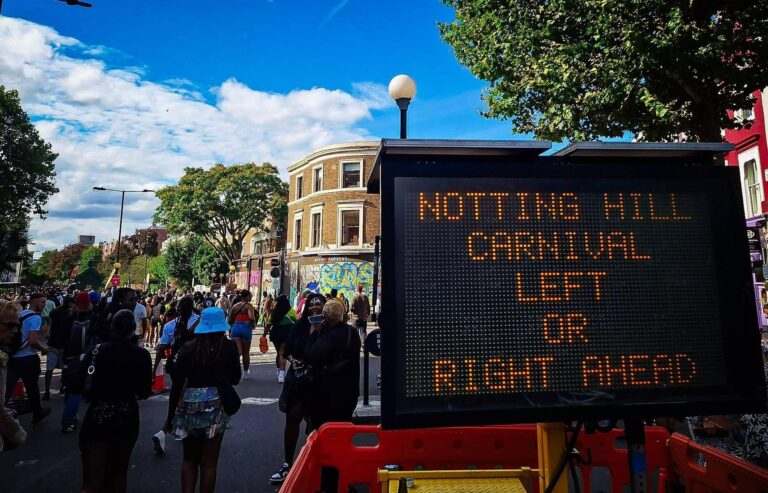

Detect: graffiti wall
299,259,374,299
233,270,261,298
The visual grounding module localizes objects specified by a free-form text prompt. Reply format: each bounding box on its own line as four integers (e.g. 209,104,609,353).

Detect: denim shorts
230,322,253,342
46,348,63,370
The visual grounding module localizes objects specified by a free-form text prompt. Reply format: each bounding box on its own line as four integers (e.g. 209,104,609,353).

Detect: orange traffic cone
11,381,25,398
152,364,166,393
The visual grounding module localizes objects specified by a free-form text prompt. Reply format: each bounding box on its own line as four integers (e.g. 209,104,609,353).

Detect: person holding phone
269,293,325,484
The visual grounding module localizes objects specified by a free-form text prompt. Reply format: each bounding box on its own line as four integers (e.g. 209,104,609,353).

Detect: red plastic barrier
281,423,671,493
668,432,768,492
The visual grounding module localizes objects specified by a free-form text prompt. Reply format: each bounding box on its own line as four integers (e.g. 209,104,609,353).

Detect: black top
302,322,360,416
285,318,312,361
167,337,241,425
47,305,72,349
83,339,152,403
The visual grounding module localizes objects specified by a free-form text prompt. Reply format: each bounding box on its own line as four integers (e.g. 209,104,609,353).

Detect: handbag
258,335,269,353
83,344,101,398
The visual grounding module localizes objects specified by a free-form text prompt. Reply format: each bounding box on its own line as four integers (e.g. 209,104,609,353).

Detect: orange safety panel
282,423,671,493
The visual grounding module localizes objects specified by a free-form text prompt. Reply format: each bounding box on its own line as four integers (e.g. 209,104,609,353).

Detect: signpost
111,274,120,287
372,140,765,431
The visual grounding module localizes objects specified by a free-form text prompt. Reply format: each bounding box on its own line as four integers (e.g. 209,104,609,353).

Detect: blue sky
8,0,517,141
1,0,526,252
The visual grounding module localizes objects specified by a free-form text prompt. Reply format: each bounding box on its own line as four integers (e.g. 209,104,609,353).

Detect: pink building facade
724,88,768,220
723,88,768,327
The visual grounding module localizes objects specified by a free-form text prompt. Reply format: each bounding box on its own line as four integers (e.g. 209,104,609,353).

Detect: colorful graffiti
289,261,299,304
233,270,261,295
300,261,373,299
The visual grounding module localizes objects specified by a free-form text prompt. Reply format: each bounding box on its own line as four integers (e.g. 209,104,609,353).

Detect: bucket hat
196,307,229,334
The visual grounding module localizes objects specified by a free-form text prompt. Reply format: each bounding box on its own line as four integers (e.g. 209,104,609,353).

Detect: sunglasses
308,299,324,306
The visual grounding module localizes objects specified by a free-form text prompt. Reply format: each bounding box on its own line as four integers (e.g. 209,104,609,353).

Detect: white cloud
0,17,387,252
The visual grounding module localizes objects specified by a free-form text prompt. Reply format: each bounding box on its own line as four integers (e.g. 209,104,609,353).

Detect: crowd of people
0,282,372,492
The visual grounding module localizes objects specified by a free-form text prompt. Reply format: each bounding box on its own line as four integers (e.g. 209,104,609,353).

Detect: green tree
147,255,168,286
155,163,288,262
48,244,88,282
0,86,58,269
164,237,199,286
440,1,768,142
78,246,103,273
192,241,228,286
21,249,55,285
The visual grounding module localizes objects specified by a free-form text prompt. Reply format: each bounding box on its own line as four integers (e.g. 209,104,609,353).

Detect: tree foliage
0,86,59,219
147,255,168,286
440,0,768,142
0,86,58,269
78,246,103,273
164,237,198,287
21,249,55,285
48,244,88,282
155,163,288,262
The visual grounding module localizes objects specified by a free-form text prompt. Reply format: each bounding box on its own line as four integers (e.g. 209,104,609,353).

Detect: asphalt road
1,344,382,493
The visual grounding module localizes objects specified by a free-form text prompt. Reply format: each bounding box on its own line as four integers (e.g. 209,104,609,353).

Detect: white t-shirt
134,303,147,336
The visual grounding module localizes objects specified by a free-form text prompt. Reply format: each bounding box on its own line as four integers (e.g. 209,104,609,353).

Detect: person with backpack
4,293,51,424
60,292,98,433
151,296,199,455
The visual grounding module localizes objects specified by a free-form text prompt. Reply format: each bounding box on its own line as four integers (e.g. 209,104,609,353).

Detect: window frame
293,212,303,252
312,164,323,193
295,175,304,200
743,158,763,217
339,160,363,189
337,204,364,247
310,206,323,249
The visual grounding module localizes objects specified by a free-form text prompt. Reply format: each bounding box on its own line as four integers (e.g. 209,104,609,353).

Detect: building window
296,176,304,200
744,159,762,217
340,209,361,246
311,212,322,248
294,218,302,251
341,162,361,188
313,167,323,193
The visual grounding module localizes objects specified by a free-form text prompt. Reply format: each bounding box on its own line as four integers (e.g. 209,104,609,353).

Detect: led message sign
380,161,765,429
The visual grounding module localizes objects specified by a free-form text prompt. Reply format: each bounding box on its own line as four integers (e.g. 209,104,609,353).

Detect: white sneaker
242,369,251,380
152,430,166,455
278,370,285,383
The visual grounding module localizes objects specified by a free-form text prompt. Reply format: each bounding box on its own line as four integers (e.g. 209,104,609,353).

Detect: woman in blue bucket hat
166,307,241,493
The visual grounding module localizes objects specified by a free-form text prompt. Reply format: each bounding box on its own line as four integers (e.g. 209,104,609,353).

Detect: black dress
79,339,153,447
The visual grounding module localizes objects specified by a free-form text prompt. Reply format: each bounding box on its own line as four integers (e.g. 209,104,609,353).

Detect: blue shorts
230,322,253,342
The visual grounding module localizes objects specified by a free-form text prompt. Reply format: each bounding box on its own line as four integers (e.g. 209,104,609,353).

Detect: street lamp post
388,74,417,139
93,187,155,269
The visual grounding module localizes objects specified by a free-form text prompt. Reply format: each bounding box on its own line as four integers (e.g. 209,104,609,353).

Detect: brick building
285,141,380,303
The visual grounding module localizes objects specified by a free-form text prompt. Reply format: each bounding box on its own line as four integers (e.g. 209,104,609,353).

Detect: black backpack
8,313,39,355
166,315,199,375
69,318,95,357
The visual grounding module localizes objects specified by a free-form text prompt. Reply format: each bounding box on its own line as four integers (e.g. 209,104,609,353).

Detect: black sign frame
378,150,766,430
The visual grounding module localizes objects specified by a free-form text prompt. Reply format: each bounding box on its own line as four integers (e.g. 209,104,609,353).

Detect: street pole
116,190,125,264
143,229,149,292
